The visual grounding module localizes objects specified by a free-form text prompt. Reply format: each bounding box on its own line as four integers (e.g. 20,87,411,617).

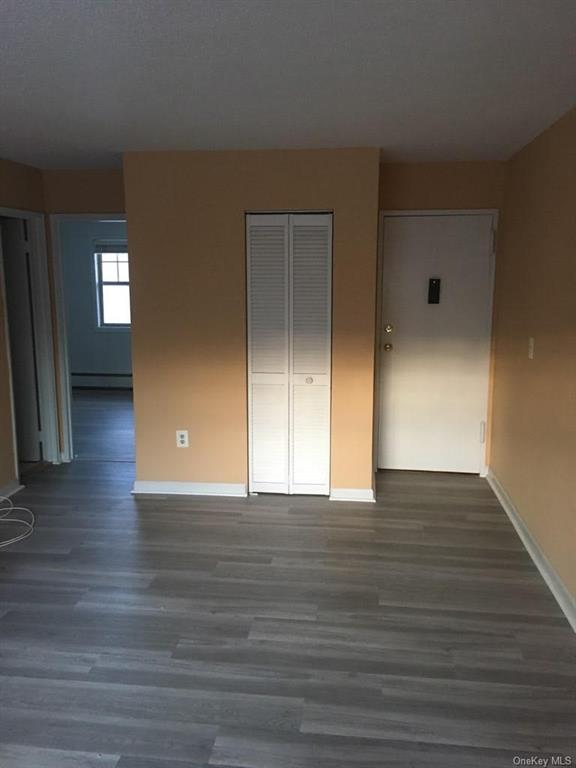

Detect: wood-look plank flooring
0,463,574,767
71,388,134,462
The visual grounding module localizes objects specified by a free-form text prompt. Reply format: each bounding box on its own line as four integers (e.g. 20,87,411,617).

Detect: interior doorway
0,211,59,483
54,216,134,463
377,211,496,475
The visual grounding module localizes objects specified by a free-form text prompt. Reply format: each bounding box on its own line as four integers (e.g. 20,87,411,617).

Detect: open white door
378,213,495,474
0,218,42,463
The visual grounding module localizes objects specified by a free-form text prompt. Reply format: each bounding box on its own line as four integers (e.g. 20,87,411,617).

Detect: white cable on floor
0,494,35,548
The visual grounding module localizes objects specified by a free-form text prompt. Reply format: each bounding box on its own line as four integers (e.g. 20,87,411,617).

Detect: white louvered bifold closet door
290,214,332,494
247,215,290,493
247,213,332,496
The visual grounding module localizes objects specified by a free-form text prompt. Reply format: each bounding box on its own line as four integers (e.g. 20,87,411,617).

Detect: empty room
0,1,575,767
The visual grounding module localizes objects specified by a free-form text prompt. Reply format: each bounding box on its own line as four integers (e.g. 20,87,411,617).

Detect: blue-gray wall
61,220,132,388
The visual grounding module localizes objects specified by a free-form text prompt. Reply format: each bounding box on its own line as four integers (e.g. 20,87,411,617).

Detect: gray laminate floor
71,388,135,462
0,464,574,767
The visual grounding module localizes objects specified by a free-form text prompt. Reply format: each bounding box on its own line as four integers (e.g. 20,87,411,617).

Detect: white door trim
49,213,127,462
0,207,60,471
377,209,498,475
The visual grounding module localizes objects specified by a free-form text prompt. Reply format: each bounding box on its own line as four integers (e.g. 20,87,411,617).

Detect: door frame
0,207,60,475
376,209,498,477
50,213,127,463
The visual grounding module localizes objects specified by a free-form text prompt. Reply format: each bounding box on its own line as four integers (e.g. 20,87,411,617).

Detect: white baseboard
329,487,375,503
0,479,24,499
486,469,576,633
132,480,247,498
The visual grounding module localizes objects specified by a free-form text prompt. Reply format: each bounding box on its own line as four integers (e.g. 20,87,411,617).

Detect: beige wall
0,157,44,212
491,107,576,597
380,161,507,211
124,148,380,491
42,169,125,214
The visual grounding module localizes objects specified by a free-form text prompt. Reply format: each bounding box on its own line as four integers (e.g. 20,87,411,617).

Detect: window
95,250,131,327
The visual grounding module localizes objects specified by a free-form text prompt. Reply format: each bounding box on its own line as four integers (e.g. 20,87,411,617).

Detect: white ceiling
1,0,575,169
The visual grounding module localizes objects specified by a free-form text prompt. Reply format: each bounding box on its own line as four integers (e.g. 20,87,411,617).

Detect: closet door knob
305,376,314,384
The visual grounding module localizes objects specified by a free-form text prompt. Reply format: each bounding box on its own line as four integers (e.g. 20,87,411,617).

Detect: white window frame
94,246,130,329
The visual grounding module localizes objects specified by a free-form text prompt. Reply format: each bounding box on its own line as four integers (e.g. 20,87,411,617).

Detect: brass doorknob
384,343,393,351
385,324,394,333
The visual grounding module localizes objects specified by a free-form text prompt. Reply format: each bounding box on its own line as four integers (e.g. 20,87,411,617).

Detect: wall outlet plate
176,429,189,448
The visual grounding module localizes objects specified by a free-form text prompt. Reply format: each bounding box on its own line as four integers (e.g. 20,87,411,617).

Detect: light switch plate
528,337,535,360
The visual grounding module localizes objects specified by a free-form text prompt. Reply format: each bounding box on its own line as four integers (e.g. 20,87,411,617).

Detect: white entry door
378,214,495,474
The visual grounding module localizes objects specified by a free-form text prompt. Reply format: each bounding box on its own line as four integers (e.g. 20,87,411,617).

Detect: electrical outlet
176,429,189,448
528,337,535,360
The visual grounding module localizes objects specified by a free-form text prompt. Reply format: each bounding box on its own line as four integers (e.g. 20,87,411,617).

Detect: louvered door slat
249,224,288,373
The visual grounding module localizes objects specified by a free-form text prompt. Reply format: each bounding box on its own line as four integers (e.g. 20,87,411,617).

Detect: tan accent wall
42,169,125,213
491,107,576,597
380,161,507,211
124,148,380,491
0,158,44,212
